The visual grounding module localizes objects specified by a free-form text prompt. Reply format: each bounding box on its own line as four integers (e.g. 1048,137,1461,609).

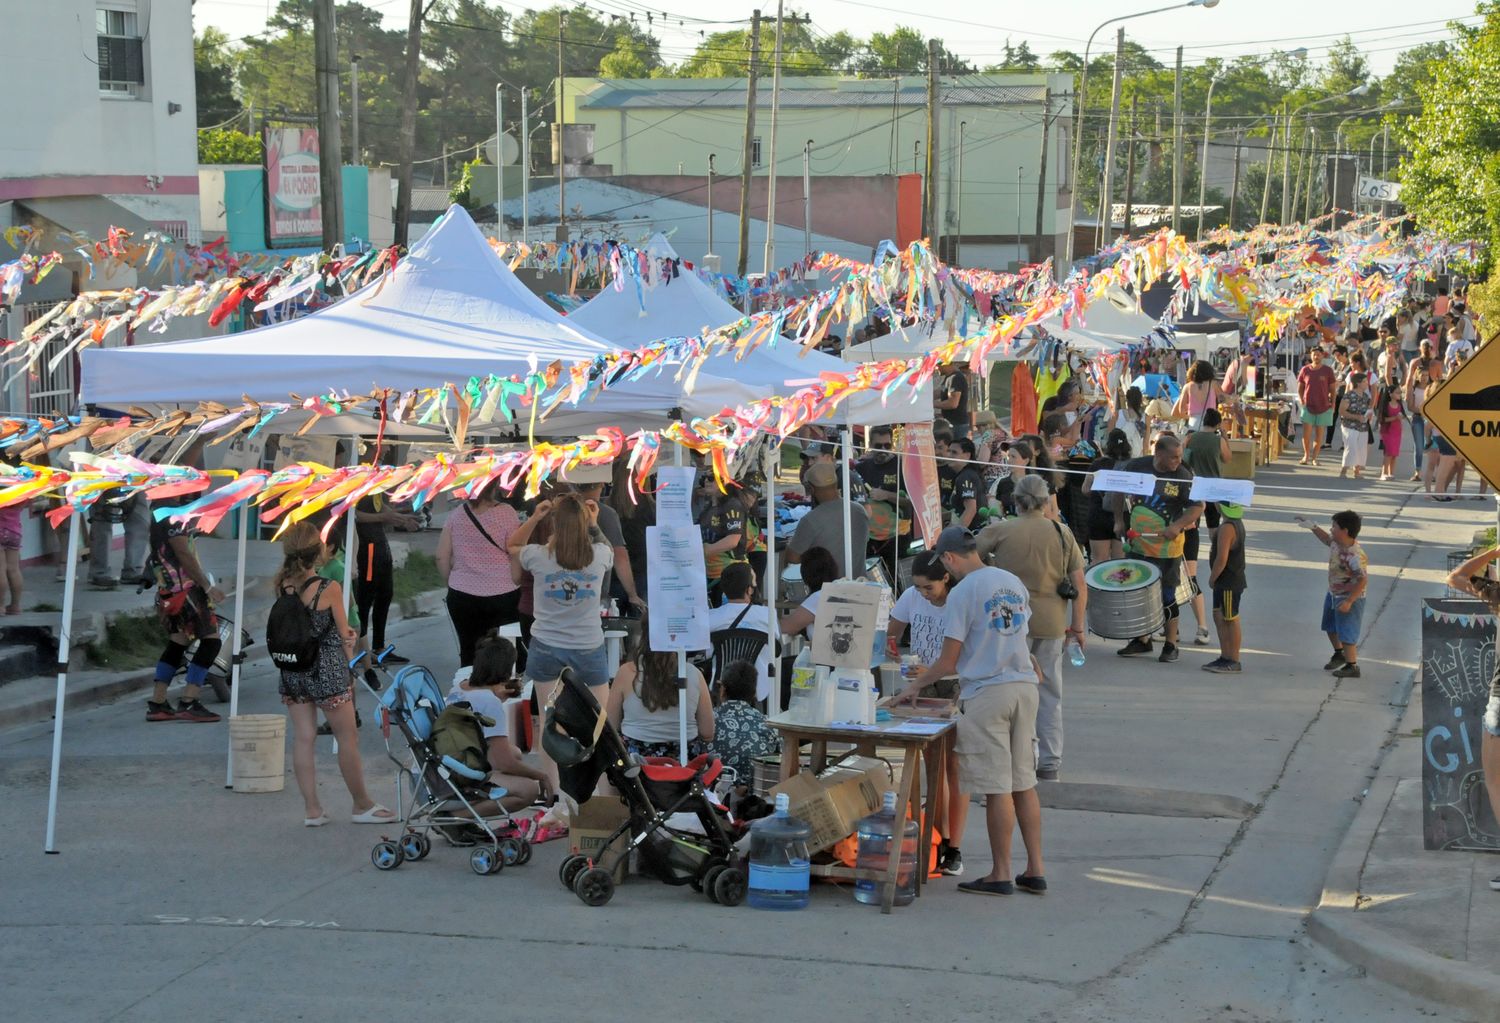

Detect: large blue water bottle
853,791,918,907
747,793,812,910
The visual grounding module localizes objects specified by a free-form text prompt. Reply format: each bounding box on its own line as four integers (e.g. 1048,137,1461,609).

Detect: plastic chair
708,627,770,685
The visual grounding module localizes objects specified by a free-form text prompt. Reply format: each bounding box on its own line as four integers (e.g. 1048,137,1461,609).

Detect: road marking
153,914,339,928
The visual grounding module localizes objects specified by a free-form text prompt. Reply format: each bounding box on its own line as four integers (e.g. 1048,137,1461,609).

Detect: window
96,7,144,97
751,137,762,168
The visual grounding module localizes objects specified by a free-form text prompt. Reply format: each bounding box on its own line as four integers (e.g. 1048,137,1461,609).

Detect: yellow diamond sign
1424,340,1500,491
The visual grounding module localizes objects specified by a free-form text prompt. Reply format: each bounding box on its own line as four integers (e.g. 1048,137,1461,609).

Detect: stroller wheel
371,841,402,871
713,866,748,907
573,866,616,907
702,864,728,903
399,832,429,862
498,837,523,866
559,854,589,890
470,846,502,876
515,838,533,866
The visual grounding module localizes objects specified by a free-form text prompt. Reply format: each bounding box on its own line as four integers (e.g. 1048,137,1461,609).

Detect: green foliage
393,551,443,602
448,156,485,214
1399,4,1500,271
85,611,167,671
198,128,264,164
195,27,242,128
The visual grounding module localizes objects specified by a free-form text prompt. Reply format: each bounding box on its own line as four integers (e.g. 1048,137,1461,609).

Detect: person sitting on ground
1295,509,1367,679
447,635,550,814
709,659,781,793
779,546,840,639
608,612,716,761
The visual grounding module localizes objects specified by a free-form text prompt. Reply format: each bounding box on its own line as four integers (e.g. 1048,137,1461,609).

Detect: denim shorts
524,638,610,688
1320,592,1364,645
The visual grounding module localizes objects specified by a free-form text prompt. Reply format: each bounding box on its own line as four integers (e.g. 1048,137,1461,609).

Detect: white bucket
230,714,287,793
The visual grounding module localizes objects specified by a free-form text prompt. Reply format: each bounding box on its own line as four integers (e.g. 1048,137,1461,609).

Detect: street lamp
1062,0,1221,270
1199,48,1304,236
1281,83,1370,223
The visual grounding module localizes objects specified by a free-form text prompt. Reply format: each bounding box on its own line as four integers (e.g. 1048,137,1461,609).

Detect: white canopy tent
570,235,930,427
80,206,761,435
1039,299,1172,352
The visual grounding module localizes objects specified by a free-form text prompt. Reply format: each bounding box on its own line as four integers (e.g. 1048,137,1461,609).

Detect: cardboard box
1225,438,1257,480
568,796,632,883
769,755,893,853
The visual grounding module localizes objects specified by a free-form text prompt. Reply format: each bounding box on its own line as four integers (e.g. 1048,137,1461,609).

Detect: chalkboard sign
1421,598,1500,851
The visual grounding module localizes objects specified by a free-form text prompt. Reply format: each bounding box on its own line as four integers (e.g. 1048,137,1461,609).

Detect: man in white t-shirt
893,527,1045,898
703,562,776,702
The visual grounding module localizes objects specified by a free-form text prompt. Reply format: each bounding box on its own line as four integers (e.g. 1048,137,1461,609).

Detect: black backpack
266,578,332,673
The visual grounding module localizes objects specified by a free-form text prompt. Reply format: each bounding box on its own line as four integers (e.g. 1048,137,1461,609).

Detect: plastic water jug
784,649,833,725
853,790,918,907
747,793,811,910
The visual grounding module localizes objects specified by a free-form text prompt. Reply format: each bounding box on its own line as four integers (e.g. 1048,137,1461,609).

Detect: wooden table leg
810,739,828,775
778,732,805,781
922,737,947,897
881,744,921,914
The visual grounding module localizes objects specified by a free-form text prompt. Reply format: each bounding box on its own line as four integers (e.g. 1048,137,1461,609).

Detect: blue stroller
367,665,533,877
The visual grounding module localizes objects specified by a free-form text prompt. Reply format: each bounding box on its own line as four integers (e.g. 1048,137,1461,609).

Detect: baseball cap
805,463,839,489
930,525,977,556
1219,502,1243,519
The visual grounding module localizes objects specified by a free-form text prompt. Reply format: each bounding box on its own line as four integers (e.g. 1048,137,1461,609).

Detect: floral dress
278,579,352,710
709,700,782,784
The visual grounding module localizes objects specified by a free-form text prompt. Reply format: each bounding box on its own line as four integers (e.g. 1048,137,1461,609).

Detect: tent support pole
765,445,779,716
224,502,251,788
842,425,854,578
674,439,689,764
43,511,82,853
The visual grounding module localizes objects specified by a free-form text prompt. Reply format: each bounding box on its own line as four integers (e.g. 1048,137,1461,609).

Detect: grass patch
30,602,60,613
393,550,444,603
1481,527,1496,549
85,610,167,671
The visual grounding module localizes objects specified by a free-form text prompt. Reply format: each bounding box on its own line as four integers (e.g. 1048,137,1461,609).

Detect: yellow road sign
1424,341,1500,491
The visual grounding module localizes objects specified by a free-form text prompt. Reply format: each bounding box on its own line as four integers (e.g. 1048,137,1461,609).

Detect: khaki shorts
956,682,1039,795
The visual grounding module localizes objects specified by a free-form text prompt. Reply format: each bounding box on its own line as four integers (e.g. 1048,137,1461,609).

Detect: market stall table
1240,401,1287,463
768,715,957,913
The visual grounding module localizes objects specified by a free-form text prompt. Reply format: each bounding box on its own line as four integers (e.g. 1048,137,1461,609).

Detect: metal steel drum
1085,559,1164,640
780,563,808,604
1173,559,1200,609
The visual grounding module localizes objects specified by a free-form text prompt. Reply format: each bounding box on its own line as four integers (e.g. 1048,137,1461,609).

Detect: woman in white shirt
608,616,715,761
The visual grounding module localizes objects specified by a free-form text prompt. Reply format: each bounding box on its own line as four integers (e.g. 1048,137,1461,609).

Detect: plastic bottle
1066,636,1086,668
853,790,918,907
747,793,812,910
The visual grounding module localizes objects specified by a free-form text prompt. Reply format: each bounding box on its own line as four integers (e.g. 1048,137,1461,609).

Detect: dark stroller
543,668,745,907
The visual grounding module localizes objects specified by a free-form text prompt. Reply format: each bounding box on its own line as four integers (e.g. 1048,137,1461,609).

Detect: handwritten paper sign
656,465,696,528
1090,470,1156,496
1189,476,1255,506
645,525,710,651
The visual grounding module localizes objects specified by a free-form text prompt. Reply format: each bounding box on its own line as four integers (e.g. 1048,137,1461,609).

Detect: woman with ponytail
275,521,393,827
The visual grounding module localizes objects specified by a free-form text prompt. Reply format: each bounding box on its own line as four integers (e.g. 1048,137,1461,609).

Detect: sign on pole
644,525,710,652
1422,341,1500,490
264,127,323,247
1355,176,1402,204
900,422,942,547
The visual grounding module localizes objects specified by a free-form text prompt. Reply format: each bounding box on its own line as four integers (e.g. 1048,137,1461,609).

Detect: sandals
304,814,330,827
352,804,396,824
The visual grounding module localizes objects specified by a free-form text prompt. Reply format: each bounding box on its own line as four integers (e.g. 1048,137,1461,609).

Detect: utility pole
1302,127,1317,223
557,11,567,241
1099,28,1124,249
394,0,426,246
802,139,813,259
923,38,940,248
955,121,966,266
1260,108,1280,225
1122,93,1138,240
1229,128,1243,228
350,53,361,165
1280,108,1294,224
1033,88,1051,259
736,9,762,278
494,84,503,235
312,0,344,251
1171,45,1183,234
762,0,785,275
521,89,530,241
706,153,716,259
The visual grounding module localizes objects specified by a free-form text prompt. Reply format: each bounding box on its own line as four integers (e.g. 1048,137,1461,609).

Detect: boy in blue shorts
1296,509,1367,678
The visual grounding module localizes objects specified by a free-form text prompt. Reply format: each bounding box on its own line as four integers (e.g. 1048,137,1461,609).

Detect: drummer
1112,434,1204,664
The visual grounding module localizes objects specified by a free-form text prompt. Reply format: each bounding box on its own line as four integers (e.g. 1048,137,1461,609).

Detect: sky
193,0,1479,76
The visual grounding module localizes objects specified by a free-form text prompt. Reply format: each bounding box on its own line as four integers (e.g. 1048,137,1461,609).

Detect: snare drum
1085,559,1165,640
1173,559,1200,609
780,563,808,605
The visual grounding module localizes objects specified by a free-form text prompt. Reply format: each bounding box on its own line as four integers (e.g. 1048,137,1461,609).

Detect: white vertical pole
521,90,530,242
43,510,82,853
764,445,779,715
343,436,358,607
841,425,854,578
495,84,504,239
224,502,251,789
674,440,689,763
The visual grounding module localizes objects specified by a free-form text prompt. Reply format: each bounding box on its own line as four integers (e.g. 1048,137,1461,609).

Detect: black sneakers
174,700,221,723
958,878,1014,896
1202,658,1243,674
1118,638,1154,657
1015,874,1048,895
1332,662,1362,678
363,668,381,691
1158,642,1180,663
146,700,177,722
382,651,411,665
938,845,964,876
1324,651,1347,671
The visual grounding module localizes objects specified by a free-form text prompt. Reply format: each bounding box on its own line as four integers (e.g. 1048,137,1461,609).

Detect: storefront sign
265,127,323,247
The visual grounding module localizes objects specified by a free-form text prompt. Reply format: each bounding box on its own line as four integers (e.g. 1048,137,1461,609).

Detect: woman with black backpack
273,521,394,827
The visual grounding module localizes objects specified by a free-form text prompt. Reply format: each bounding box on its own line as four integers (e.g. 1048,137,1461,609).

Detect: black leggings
446,587,522,667
355,545,394,650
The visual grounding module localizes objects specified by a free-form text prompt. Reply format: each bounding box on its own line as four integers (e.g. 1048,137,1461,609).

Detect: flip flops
304,814,330,827
351,804,396,824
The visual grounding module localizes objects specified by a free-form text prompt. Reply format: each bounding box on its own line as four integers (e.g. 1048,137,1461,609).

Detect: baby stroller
543,668,745,907
367,665,533,877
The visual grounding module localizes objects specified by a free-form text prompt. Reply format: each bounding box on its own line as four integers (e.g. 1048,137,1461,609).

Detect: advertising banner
900,422,943,547
265,127,323,247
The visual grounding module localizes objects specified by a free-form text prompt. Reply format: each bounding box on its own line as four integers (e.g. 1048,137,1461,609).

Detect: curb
0,588,451,732
1305,759,1500,1018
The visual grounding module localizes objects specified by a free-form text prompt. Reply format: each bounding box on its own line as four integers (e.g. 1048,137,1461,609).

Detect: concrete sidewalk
1308,697,1500,1019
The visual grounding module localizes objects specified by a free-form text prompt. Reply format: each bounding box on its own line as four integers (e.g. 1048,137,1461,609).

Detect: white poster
811,580,884,669
645,525,711,651
1189,477,1255,507
656,465,696,528
1356,176,1402,203
1090,470,1156,496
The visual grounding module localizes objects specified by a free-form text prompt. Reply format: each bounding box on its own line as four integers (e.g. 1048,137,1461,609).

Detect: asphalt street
0,460,1488,1023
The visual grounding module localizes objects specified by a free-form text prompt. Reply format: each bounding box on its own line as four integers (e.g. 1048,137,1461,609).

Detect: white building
0,0,200,411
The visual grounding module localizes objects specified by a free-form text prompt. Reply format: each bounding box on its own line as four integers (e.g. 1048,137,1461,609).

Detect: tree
1399,4,1500,271
196,28,243,128
198,128,263,164
674,19,850,77
991,39,1039,72
854,27,969,74
1383,41,1452,108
